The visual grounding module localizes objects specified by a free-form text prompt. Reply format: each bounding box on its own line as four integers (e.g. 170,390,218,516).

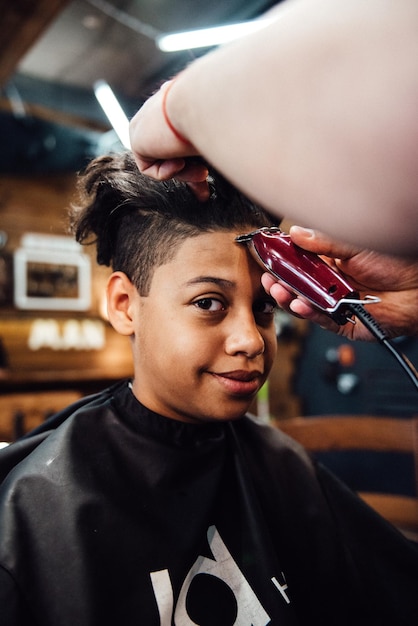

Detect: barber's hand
129,82,210,200
262,226,418,341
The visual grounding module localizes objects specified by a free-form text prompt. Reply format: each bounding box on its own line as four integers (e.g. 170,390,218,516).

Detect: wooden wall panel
0,317,133,382
0,172,133,393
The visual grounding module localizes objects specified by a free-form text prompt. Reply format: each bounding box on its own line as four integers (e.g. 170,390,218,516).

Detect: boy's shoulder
0,381,126,486
236,413,316,473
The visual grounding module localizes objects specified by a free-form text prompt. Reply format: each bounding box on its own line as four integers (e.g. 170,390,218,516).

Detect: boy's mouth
211,369,263,396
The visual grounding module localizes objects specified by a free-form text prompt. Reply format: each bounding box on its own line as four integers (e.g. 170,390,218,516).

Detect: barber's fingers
133,155,187,179
186,181,210,201
261,272,340,331
171,158,209,183
132,155,210,201
289,225,360,259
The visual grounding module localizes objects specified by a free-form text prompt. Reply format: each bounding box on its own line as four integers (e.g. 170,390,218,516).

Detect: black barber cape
0,382,417,626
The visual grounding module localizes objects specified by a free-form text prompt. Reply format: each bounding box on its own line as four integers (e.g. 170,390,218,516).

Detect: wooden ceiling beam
0,0,72,86
0,98,110,132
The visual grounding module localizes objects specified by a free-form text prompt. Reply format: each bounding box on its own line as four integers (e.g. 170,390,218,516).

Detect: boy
0,153,417,625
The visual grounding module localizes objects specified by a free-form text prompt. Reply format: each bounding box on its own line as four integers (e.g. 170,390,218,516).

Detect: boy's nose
225,313,265,358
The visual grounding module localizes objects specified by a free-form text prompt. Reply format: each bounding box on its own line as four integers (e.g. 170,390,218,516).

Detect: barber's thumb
289,225,355,257
289,226,320,250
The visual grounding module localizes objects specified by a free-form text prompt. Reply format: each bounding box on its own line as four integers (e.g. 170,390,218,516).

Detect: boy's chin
199,401,255,424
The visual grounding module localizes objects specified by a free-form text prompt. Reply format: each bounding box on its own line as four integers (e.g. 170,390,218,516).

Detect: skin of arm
130,0,418,257
261,226,418,341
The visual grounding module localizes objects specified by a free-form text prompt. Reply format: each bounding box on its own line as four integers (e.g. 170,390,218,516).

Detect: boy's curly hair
70,152,278,295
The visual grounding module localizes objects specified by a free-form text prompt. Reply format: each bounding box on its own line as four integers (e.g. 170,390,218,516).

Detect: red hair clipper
236,227,418,390
236,227,378,324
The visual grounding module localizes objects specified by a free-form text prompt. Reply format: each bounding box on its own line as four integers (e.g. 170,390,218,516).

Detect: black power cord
349,303,418,392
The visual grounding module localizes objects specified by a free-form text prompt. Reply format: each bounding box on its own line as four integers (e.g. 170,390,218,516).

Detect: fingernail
290,225,314,238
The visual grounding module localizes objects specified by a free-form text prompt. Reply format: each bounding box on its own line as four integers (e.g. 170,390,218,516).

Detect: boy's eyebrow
185,276,235,289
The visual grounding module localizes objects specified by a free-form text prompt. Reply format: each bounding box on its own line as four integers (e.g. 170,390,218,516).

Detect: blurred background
1,0,278,174
1,0,417,535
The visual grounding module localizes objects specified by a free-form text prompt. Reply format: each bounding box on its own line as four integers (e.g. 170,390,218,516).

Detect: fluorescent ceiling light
94,80,130,149
157,17,274,52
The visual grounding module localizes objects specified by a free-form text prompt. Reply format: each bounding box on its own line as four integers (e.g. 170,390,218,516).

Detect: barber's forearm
166,0,418,256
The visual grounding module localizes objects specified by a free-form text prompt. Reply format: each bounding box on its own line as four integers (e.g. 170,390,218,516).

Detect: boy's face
121,229,277,423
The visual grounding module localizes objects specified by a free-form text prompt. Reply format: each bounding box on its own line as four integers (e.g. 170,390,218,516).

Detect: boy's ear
106,272,138,336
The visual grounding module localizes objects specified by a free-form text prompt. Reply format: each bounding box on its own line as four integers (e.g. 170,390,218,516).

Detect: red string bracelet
161,80,191,146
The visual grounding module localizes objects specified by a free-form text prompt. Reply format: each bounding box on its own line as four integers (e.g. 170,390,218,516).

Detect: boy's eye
254,299,277,315
194,298,225,312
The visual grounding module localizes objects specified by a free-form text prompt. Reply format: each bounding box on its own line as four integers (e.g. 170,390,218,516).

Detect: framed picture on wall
14,234,91,311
